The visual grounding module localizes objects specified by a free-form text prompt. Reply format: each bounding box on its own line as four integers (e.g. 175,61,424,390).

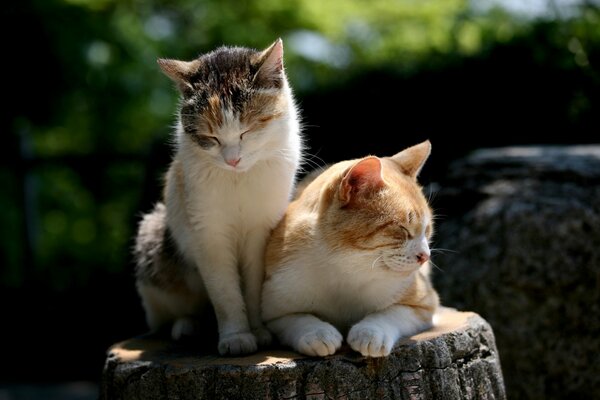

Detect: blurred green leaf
3,0,599,291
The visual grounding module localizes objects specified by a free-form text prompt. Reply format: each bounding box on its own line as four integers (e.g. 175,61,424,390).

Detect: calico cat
134,39,302,355
262,141,439,357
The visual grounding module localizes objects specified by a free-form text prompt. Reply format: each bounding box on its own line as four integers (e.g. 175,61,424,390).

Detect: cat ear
157,58,200,94
339,157,385,207
391,140,431,178
254,38,284,87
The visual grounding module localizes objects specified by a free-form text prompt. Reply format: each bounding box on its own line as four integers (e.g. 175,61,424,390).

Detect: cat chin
383,263,420,273
221,164,249,172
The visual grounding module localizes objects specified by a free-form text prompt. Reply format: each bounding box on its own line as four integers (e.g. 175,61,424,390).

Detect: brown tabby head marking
157,39,293,171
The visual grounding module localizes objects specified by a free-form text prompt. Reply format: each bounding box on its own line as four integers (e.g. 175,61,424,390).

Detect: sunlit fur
262,141,439,358
135,39,303,356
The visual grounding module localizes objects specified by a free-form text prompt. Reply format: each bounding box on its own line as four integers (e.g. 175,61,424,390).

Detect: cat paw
252,326,273,347
347,324,394,357
296,325,343,357
218,332,258,356
171,317,198,340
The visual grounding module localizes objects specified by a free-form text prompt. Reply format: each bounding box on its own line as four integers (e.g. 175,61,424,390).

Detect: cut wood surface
101,308,505,399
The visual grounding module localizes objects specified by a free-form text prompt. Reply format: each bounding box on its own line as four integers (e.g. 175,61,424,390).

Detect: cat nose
416,252,430,265
226,157,241,167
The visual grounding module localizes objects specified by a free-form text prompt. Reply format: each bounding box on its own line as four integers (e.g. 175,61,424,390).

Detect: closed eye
209,136,220,145
400,226,413,239
195,135,221,148
388,226,411,241
240,128,252,140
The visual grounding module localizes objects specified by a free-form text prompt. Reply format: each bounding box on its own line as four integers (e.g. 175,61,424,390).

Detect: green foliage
3,0,599,290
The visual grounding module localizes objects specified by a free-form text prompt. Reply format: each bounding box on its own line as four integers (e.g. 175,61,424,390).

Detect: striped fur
262,141,439,357
135,39,303,356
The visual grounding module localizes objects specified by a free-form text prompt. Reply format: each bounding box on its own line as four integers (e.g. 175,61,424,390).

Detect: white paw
171,317,197,340
296,324,343,357
252,326,273,348
218,332,258,356
347,324,394,357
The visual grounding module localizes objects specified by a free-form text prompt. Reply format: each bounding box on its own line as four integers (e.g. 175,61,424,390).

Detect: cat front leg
267,314,343,357
192,244,256,355
347,305,433,357
241,231,273,347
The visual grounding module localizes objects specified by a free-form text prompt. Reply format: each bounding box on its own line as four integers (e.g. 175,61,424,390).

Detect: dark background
1,0,598,396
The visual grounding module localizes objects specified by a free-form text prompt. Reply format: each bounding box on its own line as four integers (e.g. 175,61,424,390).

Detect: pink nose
416,252,430,265
226,158,241,167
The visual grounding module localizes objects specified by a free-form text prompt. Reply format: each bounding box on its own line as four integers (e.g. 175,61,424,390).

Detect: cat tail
133,203,168,281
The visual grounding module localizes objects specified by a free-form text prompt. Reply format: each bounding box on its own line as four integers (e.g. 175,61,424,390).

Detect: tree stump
101,309,505,399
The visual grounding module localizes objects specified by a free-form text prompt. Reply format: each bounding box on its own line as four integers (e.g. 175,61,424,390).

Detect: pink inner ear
264,39,283,72
340,157,384,206
157,58,198,94
255,39,284,85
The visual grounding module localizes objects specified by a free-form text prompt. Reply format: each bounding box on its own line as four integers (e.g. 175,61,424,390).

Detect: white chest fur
263,245,414,333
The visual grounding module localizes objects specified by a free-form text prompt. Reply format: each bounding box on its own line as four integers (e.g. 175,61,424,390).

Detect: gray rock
432,145,600,400
101,309,505,399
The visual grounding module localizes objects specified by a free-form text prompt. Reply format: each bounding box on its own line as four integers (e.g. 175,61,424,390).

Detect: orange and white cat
261,141,439,357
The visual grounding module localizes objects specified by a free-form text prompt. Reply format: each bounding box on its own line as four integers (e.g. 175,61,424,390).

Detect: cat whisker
371,255,384,270
299,123,321,129
294,161,322,175
303,151,326,166
299,150,327,171
296,165,320,175
271,150,292,159
427,186,441,204
271,148,324,174
428,260,444,273
300,158,320,169
430,248,458,254
430,212,446,220
298,157,324,173
270,150,301,166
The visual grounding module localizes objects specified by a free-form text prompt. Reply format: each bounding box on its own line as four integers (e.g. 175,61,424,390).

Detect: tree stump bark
101,309,505,399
